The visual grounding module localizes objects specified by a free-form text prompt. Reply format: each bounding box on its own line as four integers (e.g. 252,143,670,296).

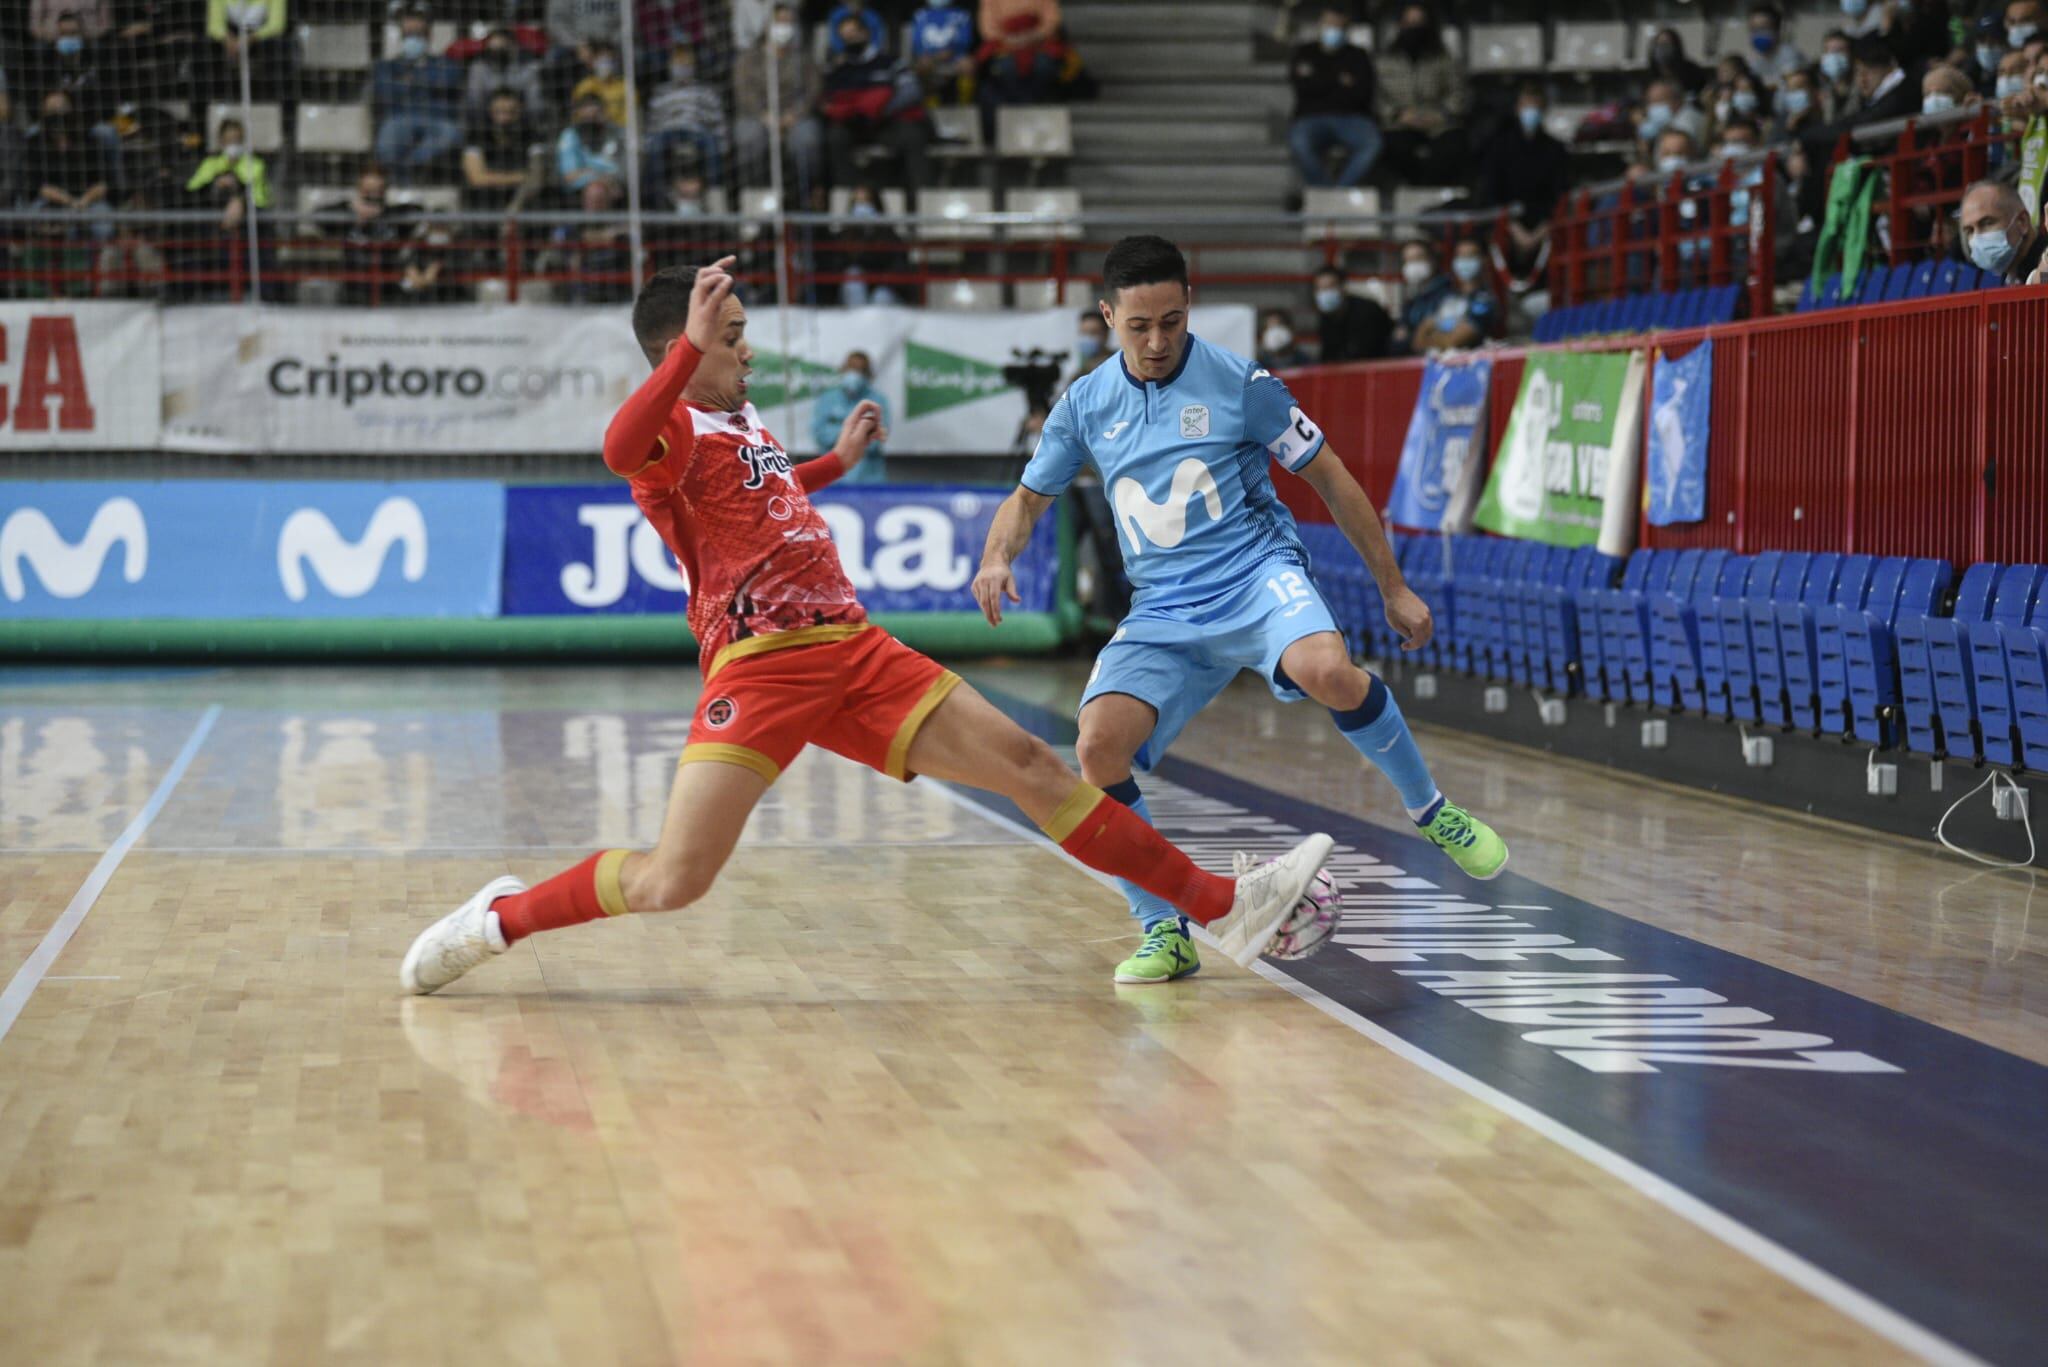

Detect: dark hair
633,265,698,362
1748,4,1782,28
1101,235,1188,302
1851,34,1895,67
1723,115,1762,139
1078,308,1105,325
1312,263,1345,283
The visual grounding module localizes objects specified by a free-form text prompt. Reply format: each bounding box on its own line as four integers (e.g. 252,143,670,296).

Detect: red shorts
682,624,961,784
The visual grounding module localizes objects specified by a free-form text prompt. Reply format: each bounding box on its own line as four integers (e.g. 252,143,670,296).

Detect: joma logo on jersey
736,442,794,490
1112,458,1222,555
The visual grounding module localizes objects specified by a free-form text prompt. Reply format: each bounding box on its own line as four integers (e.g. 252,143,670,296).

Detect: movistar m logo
0,497,147,600
277,497,427,601
1112,458,1222,555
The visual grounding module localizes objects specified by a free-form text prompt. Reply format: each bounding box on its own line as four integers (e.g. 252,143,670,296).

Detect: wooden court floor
0,662,2041,1366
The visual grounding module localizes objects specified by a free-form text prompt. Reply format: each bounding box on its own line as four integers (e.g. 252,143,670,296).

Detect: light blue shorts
1081,560,1340,771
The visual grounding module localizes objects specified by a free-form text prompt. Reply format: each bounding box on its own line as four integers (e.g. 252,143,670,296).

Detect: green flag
1475,350,1645,553
747,349,840,411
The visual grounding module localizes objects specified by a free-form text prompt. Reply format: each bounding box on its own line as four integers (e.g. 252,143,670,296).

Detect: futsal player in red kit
401,257,1333,993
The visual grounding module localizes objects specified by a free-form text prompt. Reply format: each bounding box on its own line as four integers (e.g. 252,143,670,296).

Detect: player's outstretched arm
1296,446,1434,651
601,257,737,477
973,486,1054,626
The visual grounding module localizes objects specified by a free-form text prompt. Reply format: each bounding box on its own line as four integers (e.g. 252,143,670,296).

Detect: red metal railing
1279,284,2048,568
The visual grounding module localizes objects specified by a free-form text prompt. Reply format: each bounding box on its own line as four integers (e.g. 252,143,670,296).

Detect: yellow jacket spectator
207,0,288,41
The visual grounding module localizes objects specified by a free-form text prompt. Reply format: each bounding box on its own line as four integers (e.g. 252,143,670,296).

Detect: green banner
904,340,1011,419
746,348,841,411
2020,115,2047,222
1475,350,1645,553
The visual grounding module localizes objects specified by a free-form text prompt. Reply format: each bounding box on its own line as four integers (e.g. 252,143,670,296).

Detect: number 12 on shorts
1266,570,1313,618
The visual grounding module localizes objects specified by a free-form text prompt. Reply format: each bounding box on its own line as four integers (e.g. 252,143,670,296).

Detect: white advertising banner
0,302,160,449
155,303,1255,456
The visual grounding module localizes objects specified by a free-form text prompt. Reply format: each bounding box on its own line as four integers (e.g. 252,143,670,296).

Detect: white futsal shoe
1203,834,1336,967
399,875,525,995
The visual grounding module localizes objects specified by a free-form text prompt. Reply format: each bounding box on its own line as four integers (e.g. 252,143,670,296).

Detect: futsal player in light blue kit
973,236,1507,984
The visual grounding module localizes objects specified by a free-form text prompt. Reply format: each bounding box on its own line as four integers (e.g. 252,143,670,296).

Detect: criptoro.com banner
154,303,1255,456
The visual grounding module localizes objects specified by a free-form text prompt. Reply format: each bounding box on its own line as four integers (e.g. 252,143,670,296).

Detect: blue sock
1104,776,1184,932
1330,680,1444,824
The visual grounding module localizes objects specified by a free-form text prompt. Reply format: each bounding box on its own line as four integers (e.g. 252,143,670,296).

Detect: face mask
2012,23,2038,46
1657,154,1688,174
1321,26,1345,51
1262,324,1295,353
1401,259,1432,287
1715,98,1732,122
1924,92,1957,115
1451,255,1482,282
1842,0,1868,16
1751,31,1776,55
1716,143,1739,159
400,35,427,59
770,19,797,46
1642,102,1673,134
1314,286,1344,313
1732,90,1759,115
850,201,879,217
56,36,84,56
1999,74,2027,98
1076,333,1103,359
1822,51,1850,81
1518,105,1542,134
1979,45,2003,73
1969,223,2018,273
2036,72,2048,93
222,141,246,159
1782,86,1813,115
839,370,866,395
593,57,617,77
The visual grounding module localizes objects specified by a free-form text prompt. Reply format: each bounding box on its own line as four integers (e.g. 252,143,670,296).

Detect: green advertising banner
1475,349,1647,555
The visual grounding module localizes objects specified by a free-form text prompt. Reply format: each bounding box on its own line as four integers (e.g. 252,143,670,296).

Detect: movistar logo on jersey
0,496,147,600
1112,458,1222,555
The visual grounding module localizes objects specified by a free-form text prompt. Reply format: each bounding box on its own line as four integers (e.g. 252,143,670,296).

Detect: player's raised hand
835,399,888,459
1386,585,1435,651
972,561,1020,627
683,256,739,353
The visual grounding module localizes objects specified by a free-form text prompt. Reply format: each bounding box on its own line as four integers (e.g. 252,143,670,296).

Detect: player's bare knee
1074,729,1136,786
1290,651,1369,710
629,858,714,914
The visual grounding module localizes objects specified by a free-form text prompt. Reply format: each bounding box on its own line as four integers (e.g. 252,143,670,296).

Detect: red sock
1045,785,1233,923
494,850,631,943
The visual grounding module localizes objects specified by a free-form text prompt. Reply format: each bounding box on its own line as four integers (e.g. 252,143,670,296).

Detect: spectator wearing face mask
1410,238,1498,353
1072,309,1110,380
1970,15,2010,95
1960,178,2046,282
645,44,728,187
1312,263,1392,361
1921,62,1978,122
1476,84,1570,280
1713,73,1768,134
186,115,267,233
823,15,933,194
571,41,628,127
1257,308,1312,369
1636,80,1707,165
557,92,625,212
735,4,826,202
1392,240,1449,351
26,89,113,239
34,11,114,129
1745,5,1805,86
811,350,889,480
462,89,542,215
1377,4,1468,186
1777,69,1824,138
374,9,464,182
466,26,546,122
1644,26,1710,96
1819,31,1861,120
1288,6,1381,191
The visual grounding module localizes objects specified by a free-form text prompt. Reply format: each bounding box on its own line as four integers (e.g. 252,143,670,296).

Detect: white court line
922,777,1980,1367
0,704,220,1047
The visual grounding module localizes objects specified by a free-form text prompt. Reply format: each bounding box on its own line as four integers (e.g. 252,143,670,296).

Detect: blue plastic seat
1696,555,1756,717
1577,551,1650,702
2005,586,2048,770
1901,259,1940,299
1966,565,2045,766
1627,548,1704,702
1602,550,1677,700
1756,552,1837,726
1933,259,1966,295
1784,553,1872,731
1539,547,1607,695
1818,556,1903,738
1648,547,1731,709
1716,550,1783,720
1898,561,1993,754
1924,563,2031,759
1881,264,1914,302
1854,265,1893,305
1738,552,1810,722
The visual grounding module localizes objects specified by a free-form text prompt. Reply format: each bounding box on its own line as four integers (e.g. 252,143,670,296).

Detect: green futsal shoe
1420,801,1509,881
1114,918,1202,985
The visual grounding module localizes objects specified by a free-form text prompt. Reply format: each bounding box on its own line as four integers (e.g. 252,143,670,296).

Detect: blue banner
1386,358,1491,531
502,483,1058,617
0,481,502,619
1647,341,1711,527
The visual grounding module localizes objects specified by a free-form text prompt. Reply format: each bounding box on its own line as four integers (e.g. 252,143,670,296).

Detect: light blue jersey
1021,334,1326,610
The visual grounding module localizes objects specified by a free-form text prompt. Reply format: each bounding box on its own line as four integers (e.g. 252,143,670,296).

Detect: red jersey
604,340,862,673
